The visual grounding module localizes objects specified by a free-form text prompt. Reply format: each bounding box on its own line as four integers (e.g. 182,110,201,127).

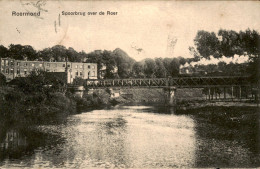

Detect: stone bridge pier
164,87,177,106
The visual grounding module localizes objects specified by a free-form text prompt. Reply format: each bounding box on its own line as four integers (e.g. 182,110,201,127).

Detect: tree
192,29,260,80
51,45,68,61
170,58,180,76
66,47,81,62
194,29,260,60
102,50,117,78
194,31,221,59
132,62,144,78
14,70,66,94
0,45,8,58
112,48,135,78
144,59,157,78
218,29,243,57
178,56,187,65
154,58,167,78
8,44,37,60
0,73,6,86
162,58,172,76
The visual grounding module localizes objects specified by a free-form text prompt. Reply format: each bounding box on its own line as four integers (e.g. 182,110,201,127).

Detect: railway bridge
84,76,257,106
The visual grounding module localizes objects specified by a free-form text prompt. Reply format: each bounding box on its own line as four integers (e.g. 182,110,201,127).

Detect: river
0,105,259,168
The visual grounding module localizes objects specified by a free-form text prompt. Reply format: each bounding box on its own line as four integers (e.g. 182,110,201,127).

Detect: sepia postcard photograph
0,0,259,168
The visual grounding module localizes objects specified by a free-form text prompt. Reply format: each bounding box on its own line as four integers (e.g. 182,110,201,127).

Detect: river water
0,105,259,168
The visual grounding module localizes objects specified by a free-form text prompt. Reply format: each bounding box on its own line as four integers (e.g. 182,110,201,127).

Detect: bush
0,73,6,86
47,92,76,114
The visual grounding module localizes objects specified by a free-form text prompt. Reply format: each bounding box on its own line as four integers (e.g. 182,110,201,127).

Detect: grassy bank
92,88,259,108
0,71,105,126
0,87,76,125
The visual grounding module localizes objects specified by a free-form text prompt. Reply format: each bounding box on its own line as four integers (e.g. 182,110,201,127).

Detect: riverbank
1,83,258,127
91,88,259,110
176,100,259,110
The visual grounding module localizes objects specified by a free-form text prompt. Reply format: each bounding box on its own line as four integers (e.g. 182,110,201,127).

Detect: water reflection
192,107,260,167
0,106,259,168
0,129,27,162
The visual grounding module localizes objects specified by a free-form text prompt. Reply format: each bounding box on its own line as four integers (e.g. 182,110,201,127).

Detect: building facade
0,58,97,83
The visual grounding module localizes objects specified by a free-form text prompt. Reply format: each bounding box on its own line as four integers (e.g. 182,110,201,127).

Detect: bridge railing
85,76,252,88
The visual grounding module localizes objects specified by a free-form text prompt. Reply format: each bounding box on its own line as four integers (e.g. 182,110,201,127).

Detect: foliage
0,73,6,86
132,62,145,78
193,29,260,59
191,29,259,80
13,70,66,94
155,58,167,78
0,45,8,58
0,70,76,125
170,58,180,76
194,31,220,59
73,76,86,86
2,29,258,80
8,44,37,60
144,58,157,78
112,48,135,78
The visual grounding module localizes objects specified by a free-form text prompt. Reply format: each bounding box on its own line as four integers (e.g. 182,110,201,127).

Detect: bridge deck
85,76,253,88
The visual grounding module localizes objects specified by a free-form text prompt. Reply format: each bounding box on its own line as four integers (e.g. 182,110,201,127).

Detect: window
32,63,35,67
17,62,20,66
10,61,14,66
88,65,91,69
24,69,27,75
24,63,27,66
79,65,82,69
80,71,83,76
92,65,95,69
1,60,4,65
75,65,78,69
5,69,9,74
17,69,20,74
6,60,9,65
39,64,42,67
68,65,70,67
46,69,50,72
93,71,95,76
63,64,66,67
47,63,50,67
10,69,14,73
75,71,78,76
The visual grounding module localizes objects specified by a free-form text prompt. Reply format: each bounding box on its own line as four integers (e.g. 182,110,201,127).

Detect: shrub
0,73,6,86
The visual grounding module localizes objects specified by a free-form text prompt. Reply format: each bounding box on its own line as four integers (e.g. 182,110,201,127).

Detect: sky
0,1,259,62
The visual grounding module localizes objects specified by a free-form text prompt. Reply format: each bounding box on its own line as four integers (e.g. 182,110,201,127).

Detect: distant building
0,58,97,83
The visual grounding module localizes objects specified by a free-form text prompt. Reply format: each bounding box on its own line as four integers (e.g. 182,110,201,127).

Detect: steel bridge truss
85,76,252,88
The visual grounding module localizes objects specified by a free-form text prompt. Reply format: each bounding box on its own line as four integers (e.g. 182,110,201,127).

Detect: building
0,58,97,83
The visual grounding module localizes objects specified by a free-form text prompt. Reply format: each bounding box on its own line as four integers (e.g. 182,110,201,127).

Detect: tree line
192,29,259,81
0,28,259,80
0,44,191,78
